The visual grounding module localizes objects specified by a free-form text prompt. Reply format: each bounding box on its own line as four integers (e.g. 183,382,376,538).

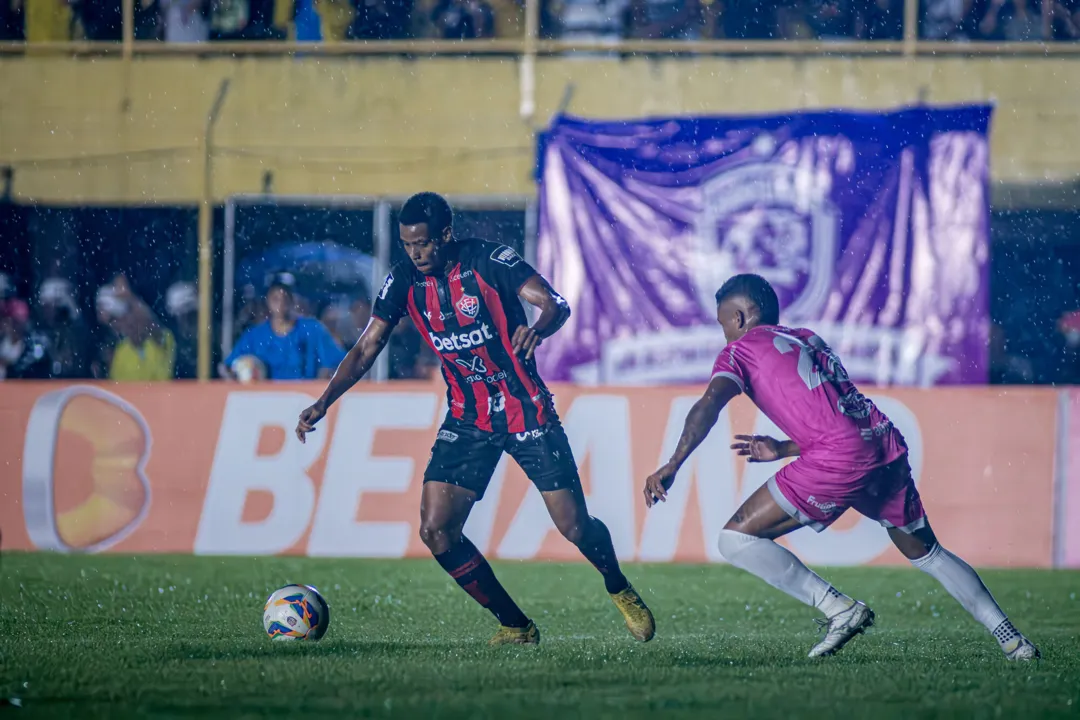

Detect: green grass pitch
2,553,1079,719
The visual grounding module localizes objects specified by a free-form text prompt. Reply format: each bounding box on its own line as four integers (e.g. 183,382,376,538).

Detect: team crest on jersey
456,293,480,318
691,138,837,321
491,246,522,268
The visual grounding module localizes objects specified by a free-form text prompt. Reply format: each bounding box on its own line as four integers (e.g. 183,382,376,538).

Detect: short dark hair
399,192,453,237
715,274,780,325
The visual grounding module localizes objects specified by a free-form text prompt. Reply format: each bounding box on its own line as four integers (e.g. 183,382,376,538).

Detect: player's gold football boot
610,584,656,642
489,620,540,646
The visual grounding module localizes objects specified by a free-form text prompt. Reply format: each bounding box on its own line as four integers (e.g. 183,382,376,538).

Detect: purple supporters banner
535,105,992,386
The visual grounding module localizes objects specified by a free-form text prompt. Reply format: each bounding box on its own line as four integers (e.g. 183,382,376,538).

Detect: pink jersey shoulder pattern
712,325,905,473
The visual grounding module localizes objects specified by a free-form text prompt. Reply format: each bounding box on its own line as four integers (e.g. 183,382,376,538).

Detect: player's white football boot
1004,637,1041,661
808,601,875,658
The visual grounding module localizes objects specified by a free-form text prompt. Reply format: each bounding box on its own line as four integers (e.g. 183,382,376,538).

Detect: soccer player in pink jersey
643,273,1040,661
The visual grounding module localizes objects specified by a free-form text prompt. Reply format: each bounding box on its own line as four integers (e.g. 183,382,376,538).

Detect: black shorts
423,417,581,500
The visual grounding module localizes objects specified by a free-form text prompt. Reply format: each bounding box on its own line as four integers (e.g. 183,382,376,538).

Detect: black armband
536,292,571,339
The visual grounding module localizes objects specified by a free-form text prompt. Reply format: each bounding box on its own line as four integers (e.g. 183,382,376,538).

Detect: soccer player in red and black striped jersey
296,192,655,646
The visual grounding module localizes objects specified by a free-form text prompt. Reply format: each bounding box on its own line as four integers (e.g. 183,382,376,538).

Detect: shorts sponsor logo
491,246,522,268
515,428,546,442
456,294,480,319
437,429,459,443
429,323,494,352
454,355,487,375
379,273,394,300
806,495,839,514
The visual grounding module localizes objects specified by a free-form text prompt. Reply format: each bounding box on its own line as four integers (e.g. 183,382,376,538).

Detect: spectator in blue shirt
223,272,346,380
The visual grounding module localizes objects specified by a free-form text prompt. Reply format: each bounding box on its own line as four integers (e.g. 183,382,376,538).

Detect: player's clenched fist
643,463,678,508
730,434,783,463
295,403,327,444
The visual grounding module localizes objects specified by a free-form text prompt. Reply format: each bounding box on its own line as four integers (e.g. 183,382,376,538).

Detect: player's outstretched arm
295,317,394,443
643,376,742,507
511,275,571,360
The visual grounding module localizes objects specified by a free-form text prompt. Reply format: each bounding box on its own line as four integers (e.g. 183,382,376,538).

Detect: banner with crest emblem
535,105,992,386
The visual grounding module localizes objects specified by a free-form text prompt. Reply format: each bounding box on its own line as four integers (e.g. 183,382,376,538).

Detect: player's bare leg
717,482,874,657
889,523,1040,661
419,481,538,646
543,487,656,642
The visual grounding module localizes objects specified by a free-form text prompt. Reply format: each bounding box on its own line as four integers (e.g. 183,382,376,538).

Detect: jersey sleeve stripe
711,371,745,393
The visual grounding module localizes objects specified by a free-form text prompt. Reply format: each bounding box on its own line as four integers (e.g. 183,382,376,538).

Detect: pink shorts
768,453,927,534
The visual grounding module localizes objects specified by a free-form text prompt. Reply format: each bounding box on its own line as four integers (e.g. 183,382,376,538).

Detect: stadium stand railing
1,0,1079,57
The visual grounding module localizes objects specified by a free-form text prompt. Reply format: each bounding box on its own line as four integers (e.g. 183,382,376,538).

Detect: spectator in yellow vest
96,277,176,382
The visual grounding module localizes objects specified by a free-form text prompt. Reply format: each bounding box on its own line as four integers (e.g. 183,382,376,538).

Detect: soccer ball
262,584,330,641
231,354,267,383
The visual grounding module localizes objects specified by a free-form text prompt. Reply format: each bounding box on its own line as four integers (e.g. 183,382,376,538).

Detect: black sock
434,536,530,629
577,517,630,594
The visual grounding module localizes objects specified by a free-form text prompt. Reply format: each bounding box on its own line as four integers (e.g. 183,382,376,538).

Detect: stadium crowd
2,0,1077,43
1,259,1079,384
0,269,438,382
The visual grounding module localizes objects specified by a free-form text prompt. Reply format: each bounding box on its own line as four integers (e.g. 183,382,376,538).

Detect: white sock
910,543,1020,651
718,529,855,618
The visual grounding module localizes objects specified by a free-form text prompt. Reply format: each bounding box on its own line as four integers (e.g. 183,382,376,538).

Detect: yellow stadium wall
2,56,1079,204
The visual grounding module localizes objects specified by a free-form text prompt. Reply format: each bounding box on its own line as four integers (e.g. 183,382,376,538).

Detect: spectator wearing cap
222,272,346,380
96,276,176,382
36,277,91,379
166,281,199,379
